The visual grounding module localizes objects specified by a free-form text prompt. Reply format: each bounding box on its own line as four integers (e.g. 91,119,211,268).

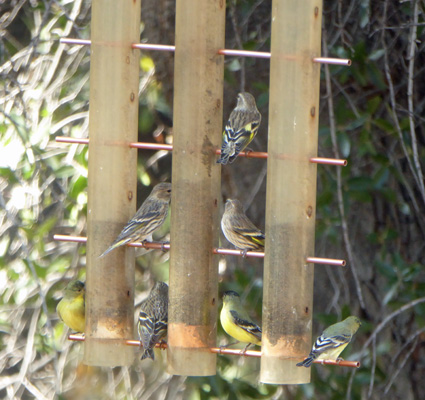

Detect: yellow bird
297,315,361,367
56,280,85,333
220,290,261,351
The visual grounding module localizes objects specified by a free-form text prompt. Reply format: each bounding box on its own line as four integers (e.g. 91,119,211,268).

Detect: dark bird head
151,182,172,201
222,290,240,301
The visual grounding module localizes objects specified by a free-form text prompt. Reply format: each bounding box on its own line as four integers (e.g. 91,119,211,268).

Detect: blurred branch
381,0,425,213
384,328,425,394
229,0,246,91
347,296,425,400
406,0,425,204
322,30,366,310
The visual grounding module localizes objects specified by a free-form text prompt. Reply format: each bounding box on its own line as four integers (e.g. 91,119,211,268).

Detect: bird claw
240,343,252,356
241,249,248,258
244,148,253,158
159,241,170,252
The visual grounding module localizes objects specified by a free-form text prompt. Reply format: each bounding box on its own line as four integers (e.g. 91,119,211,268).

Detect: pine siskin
216,92,262,164
56,280,85,333
138,281,169,360
221,199,265,254
100,182,172,257
296,316,361,367
220,290,262,351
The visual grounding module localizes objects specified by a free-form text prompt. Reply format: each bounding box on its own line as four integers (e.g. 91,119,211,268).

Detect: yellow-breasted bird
56,280,85,333
138,281,169,360
296,316,361,367
221,199,265,254
216,92,261,164
220,290,262,351
100,182,172,257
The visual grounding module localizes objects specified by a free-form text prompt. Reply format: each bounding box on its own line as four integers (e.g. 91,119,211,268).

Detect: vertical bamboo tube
260,0,322,384
167,0,225,376
84,0,141,366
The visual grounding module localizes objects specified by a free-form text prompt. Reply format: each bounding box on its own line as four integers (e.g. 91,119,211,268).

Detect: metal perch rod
67,334,359,367
52,235,345,266
55,137,347,166
60,38,351,65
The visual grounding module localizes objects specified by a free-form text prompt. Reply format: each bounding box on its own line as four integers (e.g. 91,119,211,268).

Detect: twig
381,0,424,209
229,0,246,91
322,30,366,310
406,0,425,204
384,328,425,394
346,296,425,400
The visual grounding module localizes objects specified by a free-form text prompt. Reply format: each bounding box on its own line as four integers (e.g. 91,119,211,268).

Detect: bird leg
159,241,170,252
240,343,253,356
219,341,239,353
241,249,248,258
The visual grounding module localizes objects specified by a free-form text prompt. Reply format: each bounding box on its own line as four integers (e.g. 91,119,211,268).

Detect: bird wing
232,121,259,151
138,310,155,350
230,310,262,342
233,226,265,244
232,212,265,247
313,333,351,355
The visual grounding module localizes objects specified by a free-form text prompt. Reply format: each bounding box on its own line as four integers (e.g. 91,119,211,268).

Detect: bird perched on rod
296,315,361,367
220,290,262,352
221,199,265,254
138,281,169,360
56,280,86,333
216,92,261,164
99,182,172,257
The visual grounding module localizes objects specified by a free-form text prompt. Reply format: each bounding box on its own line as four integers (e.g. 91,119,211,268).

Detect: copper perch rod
52,234,170,251
306,257,346,267
214,248,346,266
67,334,359,367
309,157,347,166
53,235,345,266
213,248,265,258
59,38,351,66
55,137,346,165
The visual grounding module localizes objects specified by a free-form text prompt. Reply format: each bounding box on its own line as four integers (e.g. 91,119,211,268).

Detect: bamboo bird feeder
83,0,141,367
55,0,359,383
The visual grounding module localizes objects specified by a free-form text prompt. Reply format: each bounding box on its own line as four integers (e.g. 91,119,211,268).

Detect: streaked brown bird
138,281,169,360
100,182,171,257
217,92,261,165
221,199,265,254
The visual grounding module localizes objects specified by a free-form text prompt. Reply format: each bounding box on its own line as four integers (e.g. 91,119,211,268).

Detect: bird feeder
167,0,225,376
84,0,141,366
260,0,322,384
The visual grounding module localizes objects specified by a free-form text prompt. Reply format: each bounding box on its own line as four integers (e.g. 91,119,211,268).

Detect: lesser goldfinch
217,92,261,164
138,281,169,360
296,316,361,367
100,182,172,257
221,199,265,254
220,290,262,351
56,280,85,333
